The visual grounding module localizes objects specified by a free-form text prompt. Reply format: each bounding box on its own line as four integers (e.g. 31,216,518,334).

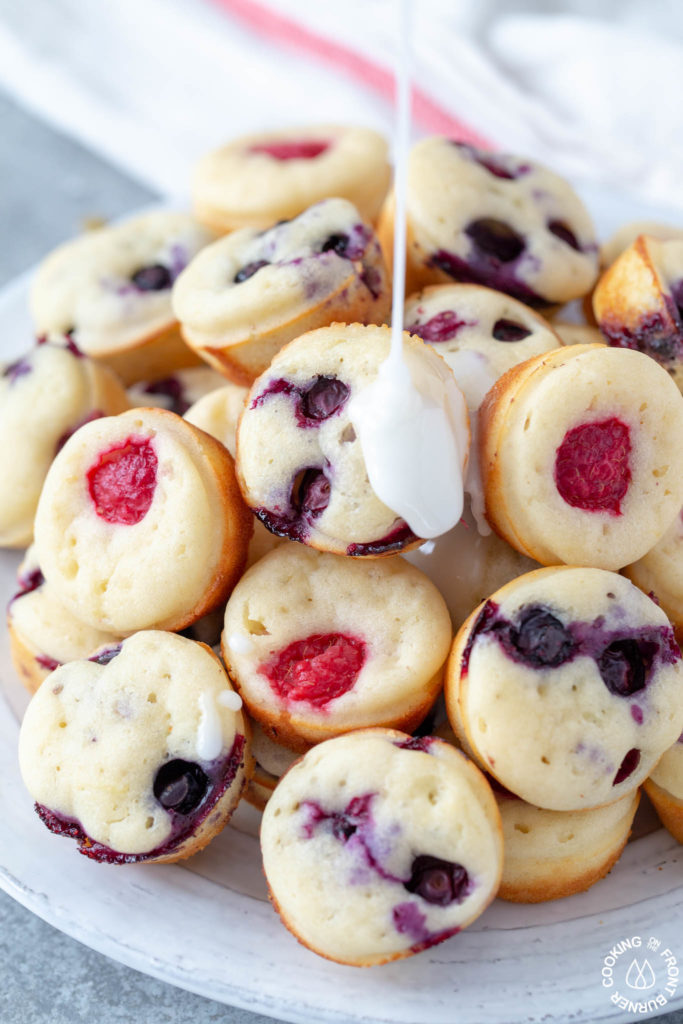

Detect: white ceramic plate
2,188,683,1024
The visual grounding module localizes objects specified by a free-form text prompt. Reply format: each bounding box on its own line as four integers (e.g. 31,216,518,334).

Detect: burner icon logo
600,935,679,1015
625,959,657,991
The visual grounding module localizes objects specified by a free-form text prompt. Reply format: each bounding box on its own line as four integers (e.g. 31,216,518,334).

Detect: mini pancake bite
236,323,469,557
495,787,640,902
127,365,225,415
480,344,683,570
191,124,391,232
172,198,390,385
0,336,129,548
34,407,252,634
260,729,502,966
18,631,252,863
222,545,452,750
377,138,599,304
624,507,683,640
30,211,213,384
404,284,563,397
446,567,683,811
433,718,639,902
600,221,683,269
244,722,300,810
550,322,604,347
644,734,683,843
593,235,683,390
8,547,124,694
183,382,283,568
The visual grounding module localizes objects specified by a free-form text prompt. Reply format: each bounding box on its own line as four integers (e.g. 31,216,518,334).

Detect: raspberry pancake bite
377,138,598,304
261,729,502,966
644,734,683,843
446,567,683,811
30,211,213,385
480,344,683,570
0,336,129,548
173,199,390,385
222,545,451,750
237,323,468,556
405,284,563,404
18,631,252,863
127,365,225,415
593,235,683,390
192,125,391,232
8,547,124,694
34,407,252,634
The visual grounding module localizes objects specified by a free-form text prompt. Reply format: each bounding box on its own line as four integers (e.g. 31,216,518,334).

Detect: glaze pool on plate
1,189,683,1023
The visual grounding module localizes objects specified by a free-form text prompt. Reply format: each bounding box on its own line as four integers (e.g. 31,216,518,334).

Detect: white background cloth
0,0,682,212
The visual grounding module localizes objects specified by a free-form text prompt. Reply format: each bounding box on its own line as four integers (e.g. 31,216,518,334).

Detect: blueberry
153,760,209,814
300,377,349,421
404,855,469,906
321,233,350,257
89,645,122,666
492,318,531,342
512,606,575,667
465,219,525,263
548,220,581,252
131,264,172,291
233,260,270,284
613,747,641,786
597,639,653,697
296,468,331,517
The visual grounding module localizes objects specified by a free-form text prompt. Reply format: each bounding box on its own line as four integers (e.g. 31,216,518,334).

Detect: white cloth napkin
0,0,682,214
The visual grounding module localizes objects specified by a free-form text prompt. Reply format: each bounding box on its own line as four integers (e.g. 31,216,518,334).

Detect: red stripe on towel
212,0,492,146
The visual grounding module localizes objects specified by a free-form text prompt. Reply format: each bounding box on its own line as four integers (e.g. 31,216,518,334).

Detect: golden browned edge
179,250,392,387
592,235,671,334
260,728,503,967
121,408,253,633
644,778,683,844
478,343,607,564
90,320,202,387
7,616,48,695
498,791,640,903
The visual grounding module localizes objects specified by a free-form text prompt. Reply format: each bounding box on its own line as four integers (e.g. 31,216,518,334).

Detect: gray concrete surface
1,86,683,1024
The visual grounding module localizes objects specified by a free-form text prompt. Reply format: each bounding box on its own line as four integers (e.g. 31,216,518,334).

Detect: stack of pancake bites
5,125,683,966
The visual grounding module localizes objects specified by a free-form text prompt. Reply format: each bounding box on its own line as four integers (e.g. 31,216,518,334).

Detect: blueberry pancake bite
18,631,252,863
8,547,124,695
173,198,390,385
644,734,683,843
446,567,683,811
593,236,683,390
222,545,451,750
127,365,225,415
495,787,639,902
191,124,391,232
261,729,502,965
183,383,284,568
480,344,683,570
34,407,252,634
0,336,129,548
236,323,468,556
377,138,599,304
405,284,563,405
30,211,213,384
624,507,683,640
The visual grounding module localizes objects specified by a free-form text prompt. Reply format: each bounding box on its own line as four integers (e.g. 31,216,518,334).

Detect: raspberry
249,139,330,161
260,632,366,707
87,437,158,526
554,418,632,515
